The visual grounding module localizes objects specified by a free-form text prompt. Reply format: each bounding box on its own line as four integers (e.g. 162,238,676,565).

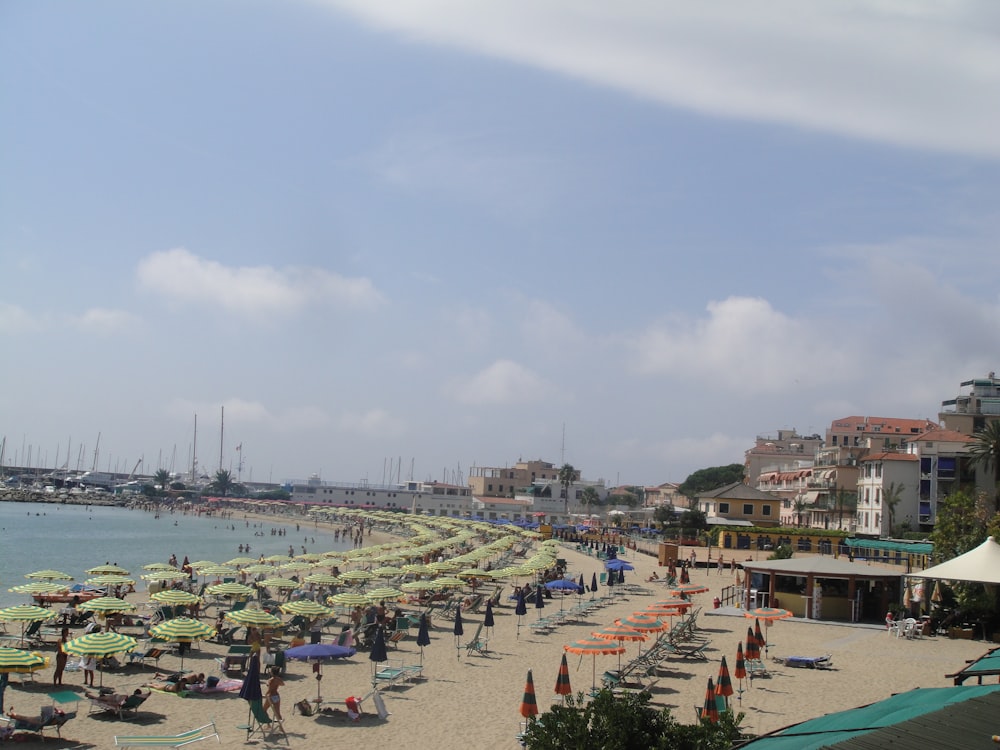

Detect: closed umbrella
239,651,264,741
483,600,495,638
453,608,464,658
745,627,760,663
534,588,545,619
520,669,538,720
554,653,572,703
734,642,747,702
416,614,431,665
369,626,389,681
754,618,766,657
590,572,598,600
717,656,734,709
515,590,527,639
702,677,719,723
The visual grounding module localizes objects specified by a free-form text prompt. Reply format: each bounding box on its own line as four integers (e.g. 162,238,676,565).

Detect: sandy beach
2,514,991,749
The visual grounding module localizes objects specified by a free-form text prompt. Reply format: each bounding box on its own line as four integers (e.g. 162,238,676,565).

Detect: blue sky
3,1,999,488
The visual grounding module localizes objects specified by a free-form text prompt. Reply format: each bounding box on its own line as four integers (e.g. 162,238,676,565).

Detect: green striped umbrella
430,577,466,589
263,555,291,564
257,577,298,589
196,565,238,577
25,569,74,581
142,562,177,571
86,575,137,587
337,570,373,584
0,605,56,647
427,561,461,573
79,597,136,614
224,557,258,566
64,632,138,685
149,590,201,606
327,592,370,608
206,582,255,598
85,564,130,576
142,570,189,583
303,573,341,587
366,587,404,602
279,600,332,617
457,568,493,580
9,581,69,596
400,581,437,593
148,617,216,668
0,647,47,674
371,566,404,579
224,608,282,629
243,564,274,575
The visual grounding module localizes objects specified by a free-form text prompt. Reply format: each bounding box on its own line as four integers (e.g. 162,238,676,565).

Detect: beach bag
295,699,313,716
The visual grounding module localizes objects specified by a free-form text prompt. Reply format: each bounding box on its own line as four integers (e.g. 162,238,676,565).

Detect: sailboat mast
191,414,198,484
219,405,224,473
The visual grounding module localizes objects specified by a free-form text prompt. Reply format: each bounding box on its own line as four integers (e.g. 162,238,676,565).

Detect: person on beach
265,666,284,720
52,635,68,685
81,655,97,687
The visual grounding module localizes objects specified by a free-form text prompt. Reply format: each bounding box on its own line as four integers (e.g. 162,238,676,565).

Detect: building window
762,505,772,516
718,502,730,513
742,504,753,516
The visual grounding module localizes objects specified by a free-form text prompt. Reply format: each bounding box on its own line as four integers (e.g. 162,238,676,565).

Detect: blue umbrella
286,642,356,701
606,559,634,571
545,579,583,593
239,651,263,740
416,614,431,665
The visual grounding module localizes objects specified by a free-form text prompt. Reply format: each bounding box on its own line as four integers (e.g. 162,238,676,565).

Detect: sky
2,1,999,489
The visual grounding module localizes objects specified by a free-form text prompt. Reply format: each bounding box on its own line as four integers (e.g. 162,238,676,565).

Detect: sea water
0,500,352,609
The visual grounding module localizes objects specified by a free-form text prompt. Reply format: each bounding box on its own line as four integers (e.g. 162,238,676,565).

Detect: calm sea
0,500,352,609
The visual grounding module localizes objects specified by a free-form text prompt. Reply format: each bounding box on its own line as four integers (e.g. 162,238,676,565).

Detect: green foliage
521,689,743,750
580,486,602,510
208,469,234,497
680,509,708,532
558,463,577,515
969,421,1000,510
678,464,745,499
768,544,794,560
929,490,994,563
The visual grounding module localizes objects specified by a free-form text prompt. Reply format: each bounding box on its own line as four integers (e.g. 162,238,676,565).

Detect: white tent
905,536,1000,586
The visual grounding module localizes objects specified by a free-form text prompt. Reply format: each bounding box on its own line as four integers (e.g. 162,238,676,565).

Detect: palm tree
793,497,808,528
968,421,1000,511
580,486,600,516
153,469,171,494
882,482,904,536
558,463,576,518
210,469,234,497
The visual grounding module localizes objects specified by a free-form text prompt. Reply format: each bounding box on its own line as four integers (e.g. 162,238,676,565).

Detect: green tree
678,464,745,500
929,490,994,563
153,469,171,495
209,469,234,497
522,689,743,750
580,486,600,515
793,497,808,528
969,421,1000,511
558,463,577,517
882,482,904,536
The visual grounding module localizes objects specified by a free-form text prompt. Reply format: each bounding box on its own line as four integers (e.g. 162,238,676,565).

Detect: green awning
845,538,932,555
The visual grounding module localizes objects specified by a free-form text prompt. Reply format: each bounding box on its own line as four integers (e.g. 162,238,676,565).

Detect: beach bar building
742,556,901,623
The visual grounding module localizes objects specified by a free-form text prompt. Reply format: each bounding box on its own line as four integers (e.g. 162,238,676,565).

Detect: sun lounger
0,706,75,740
87,689,151,718
774,654,833,669
114,721,220,749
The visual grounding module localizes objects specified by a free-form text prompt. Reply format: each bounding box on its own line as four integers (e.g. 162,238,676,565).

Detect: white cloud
0,303,43,335
450,359,552,405
136,248,385,318
323,1,1000,158
519,299,586,350
630,296,853,393
72,307,140,335
339,408,407,439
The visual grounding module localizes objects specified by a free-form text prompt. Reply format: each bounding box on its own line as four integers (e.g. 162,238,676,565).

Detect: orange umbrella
592,624,647,670
520,669,538,720
565,638,626,691
671,583,709,597
615,613,666,634
716,656,733,709
734,642,747,702
554,653,572,702
745,626,760,662
701,677,719,723
754,618,766,657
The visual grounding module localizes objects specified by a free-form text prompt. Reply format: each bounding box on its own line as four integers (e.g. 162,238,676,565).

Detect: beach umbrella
745,626,760,663
196,565,238,578
545,579,582,610
206,582,255,598
225,608,282,629
671,583,710,597
303,573,341,587
338,570,373,585
734,642,747,702
754,618,766,657
534,588,546,619
615,613,666,635
416,614,431,665
86,575,137,589
148,617,216,669
64,631,137,686
590,572,598,599
285,642,357,702
453,608,464,658
606,559,634,572
554,653,572,703
592,624,647,670
328,592,370,608
717,656,734,709
0,605,56,647
257,577,298,590
483,600,495,637
239,651,264,741
25,569,74,581
931,580,944,605
79,596,135,615
150,590,201,607
225,557,258,567
9,581,68,597
243,564,274,575
701,678,719,723
366,587,404,603
143,570,190,583
515,590,527,639
143,562,177,571
371,566,405,580
279,600,332,618
564,638,626,691
0,647,47,713
369,626,389,680
86,564,130,576
430,577,466,590
520,669,539,721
